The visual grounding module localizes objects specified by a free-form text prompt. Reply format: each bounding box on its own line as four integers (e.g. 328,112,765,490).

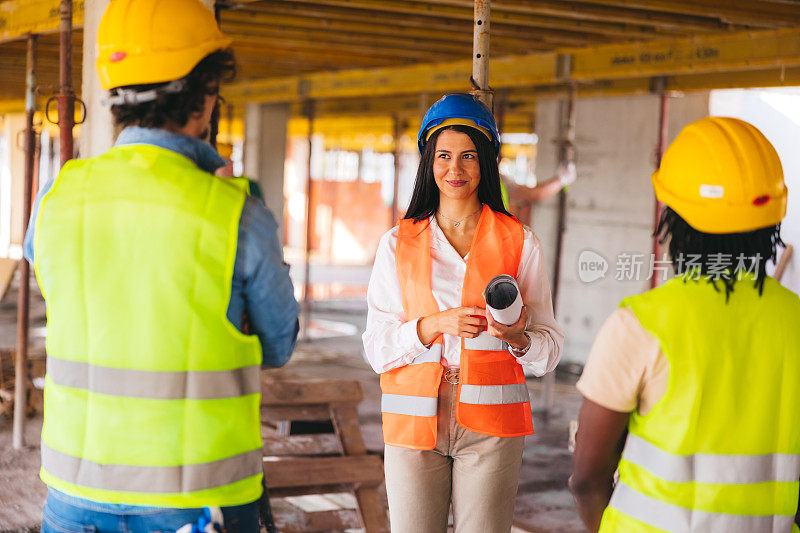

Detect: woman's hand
417,306,487,345
486,305,530,351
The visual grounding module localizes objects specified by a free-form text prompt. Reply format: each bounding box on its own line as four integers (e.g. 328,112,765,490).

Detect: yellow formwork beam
568,27,800,80
0,0,84,43
0,99,26,115
226,27,800,104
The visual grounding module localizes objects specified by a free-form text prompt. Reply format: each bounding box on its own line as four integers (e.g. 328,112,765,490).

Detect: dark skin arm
569,398,631,533
796,476,800,527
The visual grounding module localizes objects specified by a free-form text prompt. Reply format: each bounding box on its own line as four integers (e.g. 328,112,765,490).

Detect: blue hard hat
417,93,500,155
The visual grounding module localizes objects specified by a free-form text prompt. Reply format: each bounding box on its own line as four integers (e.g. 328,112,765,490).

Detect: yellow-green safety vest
599,274,800,533
34,144,264,508
501,179,510,210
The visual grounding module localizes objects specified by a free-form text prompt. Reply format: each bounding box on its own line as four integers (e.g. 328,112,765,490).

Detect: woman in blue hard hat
363,93,564,532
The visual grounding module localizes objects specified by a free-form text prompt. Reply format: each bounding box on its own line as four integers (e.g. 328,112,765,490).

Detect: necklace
437,205,482,228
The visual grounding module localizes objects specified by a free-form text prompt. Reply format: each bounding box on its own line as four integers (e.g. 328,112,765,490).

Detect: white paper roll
483,274,523,325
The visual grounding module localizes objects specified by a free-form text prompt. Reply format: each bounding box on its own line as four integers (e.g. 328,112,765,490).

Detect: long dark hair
656,206,784,299
404,125,511,221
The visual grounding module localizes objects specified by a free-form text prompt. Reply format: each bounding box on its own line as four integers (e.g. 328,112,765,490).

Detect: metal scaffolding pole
544,82,577,420
302,101,315,340
58,0,75,165
208,4,223,149
391,115,402,227
471,0,493,109
651,77,670,289
13,33,38,450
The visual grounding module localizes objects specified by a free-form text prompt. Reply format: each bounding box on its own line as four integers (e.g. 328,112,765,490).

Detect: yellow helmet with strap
96,0,231,90
652,117,787,234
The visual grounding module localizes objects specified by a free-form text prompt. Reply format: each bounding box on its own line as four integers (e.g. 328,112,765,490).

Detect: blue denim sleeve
227,196,299,367
23,178,55,263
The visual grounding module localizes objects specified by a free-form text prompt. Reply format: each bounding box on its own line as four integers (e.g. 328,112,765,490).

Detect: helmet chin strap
102,79,187,106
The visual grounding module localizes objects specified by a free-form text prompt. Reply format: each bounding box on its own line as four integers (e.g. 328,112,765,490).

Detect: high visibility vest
599,274,800,533
380,205,533,449
34,144,264,508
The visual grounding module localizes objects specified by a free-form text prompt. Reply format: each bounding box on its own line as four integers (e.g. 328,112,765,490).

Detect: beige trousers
383,377,525,533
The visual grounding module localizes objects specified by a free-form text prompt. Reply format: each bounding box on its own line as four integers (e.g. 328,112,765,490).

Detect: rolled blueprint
483,274,523,325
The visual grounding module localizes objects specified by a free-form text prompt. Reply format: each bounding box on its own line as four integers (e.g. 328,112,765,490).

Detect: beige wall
532,91,711,365
79,0,113,159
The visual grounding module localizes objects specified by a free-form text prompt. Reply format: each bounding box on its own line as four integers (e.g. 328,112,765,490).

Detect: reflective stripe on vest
48,358,261,400
409,344,443,365
381,393,438,417
623,433,800,484
459,383,529,405
609,481,797,533
463,331,507,351
42,444,263,494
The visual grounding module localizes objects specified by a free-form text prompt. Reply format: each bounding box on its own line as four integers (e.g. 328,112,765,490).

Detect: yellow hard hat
96,0,232,90
652,117,787,234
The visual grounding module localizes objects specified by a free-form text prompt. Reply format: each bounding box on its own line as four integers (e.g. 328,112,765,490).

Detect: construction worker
23,0,298,530
569,117,800,531
363,93,564,532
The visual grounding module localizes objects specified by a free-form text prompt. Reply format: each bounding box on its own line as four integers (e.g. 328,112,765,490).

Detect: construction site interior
1,0,800,531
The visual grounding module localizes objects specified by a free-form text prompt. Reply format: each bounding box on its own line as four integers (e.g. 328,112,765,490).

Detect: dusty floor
0,277,585,532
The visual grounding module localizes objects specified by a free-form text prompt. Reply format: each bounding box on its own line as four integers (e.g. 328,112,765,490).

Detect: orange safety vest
380,205,534,450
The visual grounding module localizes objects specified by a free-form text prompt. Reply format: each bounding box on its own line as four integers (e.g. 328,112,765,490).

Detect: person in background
363,93,564,533
501,141,576,222
25,0,298,530
570,117,800,532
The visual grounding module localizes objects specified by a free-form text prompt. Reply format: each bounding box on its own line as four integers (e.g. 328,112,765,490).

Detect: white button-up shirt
363,216,564,376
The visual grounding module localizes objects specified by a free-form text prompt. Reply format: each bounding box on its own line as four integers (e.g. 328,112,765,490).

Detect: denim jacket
25,126,299,366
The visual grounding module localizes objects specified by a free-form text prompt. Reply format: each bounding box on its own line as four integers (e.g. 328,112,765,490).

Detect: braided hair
655,206,784,301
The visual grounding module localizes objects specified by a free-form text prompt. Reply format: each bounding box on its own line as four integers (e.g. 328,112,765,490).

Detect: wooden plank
263,455,384,489
303,509,361,531
226,27,800,104
482,0,734,32
224,22,472,56
232,3,608,47
269,484,354,498
567,0,800,27
283,494,343,512
329,403,389,531
226,5,608,48
262,404,332,422
353,488,389,532
330,403,368,455
261,378,363,405
269,0,667,39
320,492,358,508
262,433,342,456
271,499,361,533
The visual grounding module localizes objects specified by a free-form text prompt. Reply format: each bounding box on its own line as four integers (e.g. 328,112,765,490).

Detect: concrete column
243,102,289,241
4,114,27,255
79,0,113,159
532,92,710,364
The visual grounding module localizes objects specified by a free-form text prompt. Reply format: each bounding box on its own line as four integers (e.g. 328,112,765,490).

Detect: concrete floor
0,279,586,532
